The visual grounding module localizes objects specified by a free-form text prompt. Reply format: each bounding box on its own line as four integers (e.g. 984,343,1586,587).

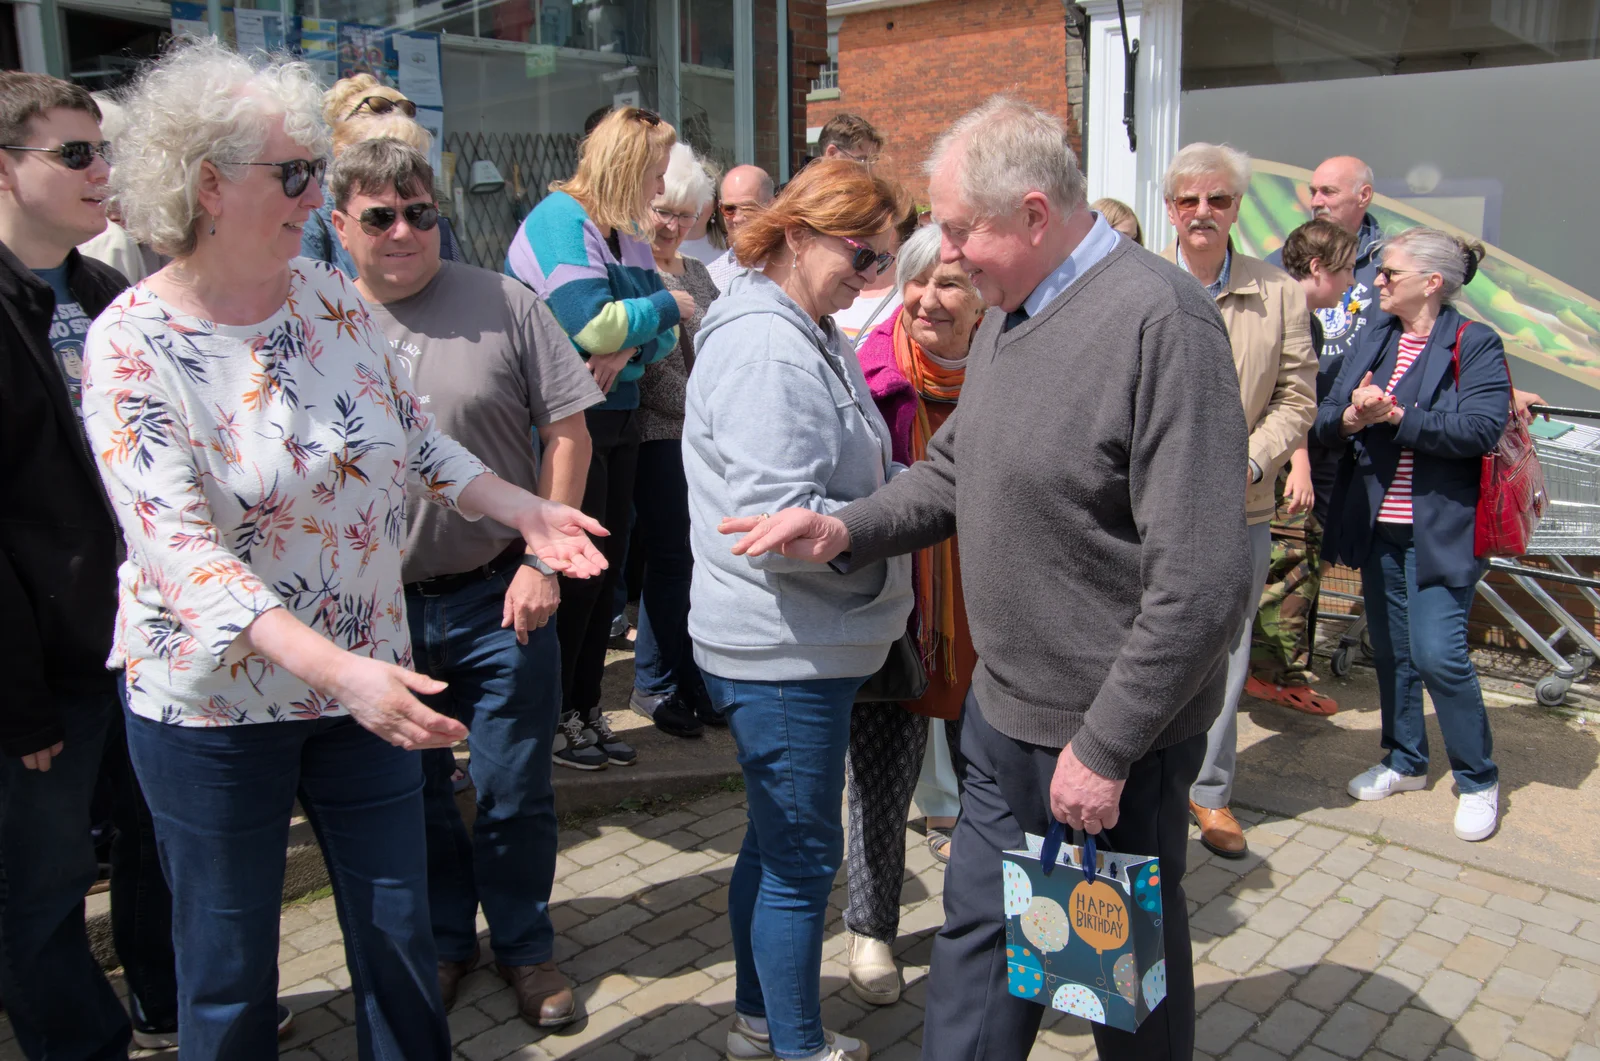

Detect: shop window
1181,0,1600,405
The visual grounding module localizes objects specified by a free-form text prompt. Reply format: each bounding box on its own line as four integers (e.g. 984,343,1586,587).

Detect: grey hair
329,137,435,212
925,95,1087,219
90,92,128,143
112,37,330,257
1163,142,1251,200
895,223,944,291
1384,226,1486,303
659,142,714,214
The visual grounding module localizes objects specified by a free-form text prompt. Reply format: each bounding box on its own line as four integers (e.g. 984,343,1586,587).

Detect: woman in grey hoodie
682,159,911,1061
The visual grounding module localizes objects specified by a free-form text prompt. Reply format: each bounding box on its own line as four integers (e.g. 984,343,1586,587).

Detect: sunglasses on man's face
2,140,113,171
837,234,895,276
231,157,328,198
347,201,440,237
1171,193,1238,213
346,95,418,120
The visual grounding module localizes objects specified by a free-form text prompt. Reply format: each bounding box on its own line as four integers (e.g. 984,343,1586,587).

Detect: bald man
705,164,774,293
1268,155,1383,363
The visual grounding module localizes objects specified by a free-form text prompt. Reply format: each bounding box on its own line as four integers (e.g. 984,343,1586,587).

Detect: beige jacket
1162,243,1316,524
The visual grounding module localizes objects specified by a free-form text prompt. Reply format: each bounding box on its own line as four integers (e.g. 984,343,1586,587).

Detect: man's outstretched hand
719,508,851,564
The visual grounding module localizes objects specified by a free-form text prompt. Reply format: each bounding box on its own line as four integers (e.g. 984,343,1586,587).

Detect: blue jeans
633,439,702,700
1362,523,1498,793
124,706,450,1061
702,671,866,1060
0,691,131,1060
406,571,560,965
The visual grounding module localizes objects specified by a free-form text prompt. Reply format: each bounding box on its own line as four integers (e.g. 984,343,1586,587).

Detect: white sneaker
726,1015,869,1061
1347,763,1428,801
846,932,901,1005
1455,785,1499,842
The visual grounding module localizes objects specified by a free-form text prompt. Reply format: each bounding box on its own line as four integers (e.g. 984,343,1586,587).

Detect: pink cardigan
853,315,917,468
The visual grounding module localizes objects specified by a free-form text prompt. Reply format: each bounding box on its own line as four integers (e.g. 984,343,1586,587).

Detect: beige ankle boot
847,931,900,1006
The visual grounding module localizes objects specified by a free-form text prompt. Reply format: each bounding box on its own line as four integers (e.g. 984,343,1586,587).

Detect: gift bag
1002,821,1167,1032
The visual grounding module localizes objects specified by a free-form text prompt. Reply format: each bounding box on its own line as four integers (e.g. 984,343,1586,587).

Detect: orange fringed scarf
891,311,965,684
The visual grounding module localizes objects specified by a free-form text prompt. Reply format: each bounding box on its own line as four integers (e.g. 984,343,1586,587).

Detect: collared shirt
705,247,746,294
1021,211,1122,319
1177,243,1233,299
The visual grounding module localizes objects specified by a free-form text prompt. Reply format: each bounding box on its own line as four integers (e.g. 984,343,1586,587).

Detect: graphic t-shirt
35,264,92,417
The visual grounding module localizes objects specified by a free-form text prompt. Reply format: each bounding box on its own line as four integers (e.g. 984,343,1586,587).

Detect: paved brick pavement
7,794,1600,1061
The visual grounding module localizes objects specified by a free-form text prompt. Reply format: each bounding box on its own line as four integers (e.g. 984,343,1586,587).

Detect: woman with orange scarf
842,224,986,1007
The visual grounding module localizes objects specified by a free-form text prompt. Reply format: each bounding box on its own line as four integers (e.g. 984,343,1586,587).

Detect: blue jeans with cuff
1362,522,1498,793
406,569,561,965
125,703,450,1061
0,691,131,1061
702,671,866,1060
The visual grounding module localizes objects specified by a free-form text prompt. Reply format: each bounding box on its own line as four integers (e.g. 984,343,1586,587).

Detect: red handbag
1449,322,1546,558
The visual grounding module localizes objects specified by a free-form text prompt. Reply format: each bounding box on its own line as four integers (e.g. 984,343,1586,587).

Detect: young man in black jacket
0,71,136,1059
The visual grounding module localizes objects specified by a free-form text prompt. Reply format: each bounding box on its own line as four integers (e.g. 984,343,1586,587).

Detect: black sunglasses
346,95,418,120
2,140,113,170
348,201,440,236
837,234,895,276
230,157,328,198
626,107,662,126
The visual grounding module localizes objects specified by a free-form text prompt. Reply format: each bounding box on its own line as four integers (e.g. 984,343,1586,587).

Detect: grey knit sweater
837,239,1254,779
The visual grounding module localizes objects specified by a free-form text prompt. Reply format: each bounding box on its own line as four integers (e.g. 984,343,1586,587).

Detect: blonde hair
552,107,676,235
732,157,908,268
334,111,430,156
1092,197,1141,245
321,73,406,126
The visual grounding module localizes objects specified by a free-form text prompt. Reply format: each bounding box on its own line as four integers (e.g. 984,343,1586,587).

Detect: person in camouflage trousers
1245,219,1366,717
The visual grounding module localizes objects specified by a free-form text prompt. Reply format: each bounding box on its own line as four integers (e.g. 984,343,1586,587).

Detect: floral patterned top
81,260,487,726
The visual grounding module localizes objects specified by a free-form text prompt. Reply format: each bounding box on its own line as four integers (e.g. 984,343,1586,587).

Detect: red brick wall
808,0,1081,203
756,0,829,180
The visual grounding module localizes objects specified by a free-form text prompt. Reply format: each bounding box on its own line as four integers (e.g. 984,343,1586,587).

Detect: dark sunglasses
627,107,662,126
1374,266,1425,284
2,140,113,170
348,201,440,236
837,234,895,276
346,95,418,120
231,157,328,198
1171,193,1238,212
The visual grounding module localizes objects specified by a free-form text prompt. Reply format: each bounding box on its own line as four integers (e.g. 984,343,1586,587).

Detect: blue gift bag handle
1040,819,1103,883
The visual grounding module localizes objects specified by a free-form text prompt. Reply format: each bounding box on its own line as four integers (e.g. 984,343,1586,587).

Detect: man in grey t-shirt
331,139,602,1030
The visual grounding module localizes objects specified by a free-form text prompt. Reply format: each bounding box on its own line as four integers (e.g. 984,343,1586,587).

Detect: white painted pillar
13,0,49,74
1080,0,1139,208
1130,0,1180,250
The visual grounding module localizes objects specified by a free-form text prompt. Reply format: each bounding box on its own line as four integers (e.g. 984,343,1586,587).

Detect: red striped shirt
1377,331,1431,524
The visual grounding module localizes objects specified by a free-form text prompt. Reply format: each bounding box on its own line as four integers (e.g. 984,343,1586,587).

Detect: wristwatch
520,554,558,576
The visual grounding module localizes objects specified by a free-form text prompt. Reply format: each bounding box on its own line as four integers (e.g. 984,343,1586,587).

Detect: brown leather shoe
497,961,578,1027
1190,801,1248,859
438,941,481,1011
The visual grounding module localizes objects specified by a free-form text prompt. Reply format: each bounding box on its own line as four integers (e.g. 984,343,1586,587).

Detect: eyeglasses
347,201,440,236
628,108,662,126
1375,266,1425,284
1171,193,1238,212
837,147,881,168
836,234,895,276
652,206,697,227
346,95,418,120
229,157,328,198
1,140,113,170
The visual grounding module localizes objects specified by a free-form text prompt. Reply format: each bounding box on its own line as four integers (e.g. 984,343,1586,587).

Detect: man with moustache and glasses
1161,143,1316,861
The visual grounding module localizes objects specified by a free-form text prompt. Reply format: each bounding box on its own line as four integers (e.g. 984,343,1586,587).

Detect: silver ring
758,512,771,521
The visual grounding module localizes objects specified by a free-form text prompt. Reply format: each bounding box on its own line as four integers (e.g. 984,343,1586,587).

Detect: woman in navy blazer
1313,227,1509,842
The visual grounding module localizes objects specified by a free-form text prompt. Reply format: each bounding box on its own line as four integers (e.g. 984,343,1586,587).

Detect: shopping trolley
1321,406,1600,704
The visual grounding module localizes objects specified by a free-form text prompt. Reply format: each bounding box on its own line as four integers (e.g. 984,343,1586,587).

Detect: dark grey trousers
844,703,929,943
921,692,1204,1061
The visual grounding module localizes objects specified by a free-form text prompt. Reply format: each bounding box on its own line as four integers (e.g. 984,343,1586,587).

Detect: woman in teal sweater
506,107,693,768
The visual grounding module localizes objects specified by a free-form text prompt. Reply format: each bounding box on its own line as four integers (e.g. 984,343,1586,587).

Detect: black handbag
856,632,929,703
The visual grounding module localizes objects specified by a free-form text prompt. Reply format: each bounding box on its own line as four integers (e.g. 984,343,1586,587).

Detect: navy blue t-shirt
34,264,92,418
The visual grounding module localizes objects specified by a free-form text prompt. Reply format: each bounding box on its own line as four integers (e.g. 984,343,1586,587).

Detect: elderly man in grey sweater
722,96,1253,1061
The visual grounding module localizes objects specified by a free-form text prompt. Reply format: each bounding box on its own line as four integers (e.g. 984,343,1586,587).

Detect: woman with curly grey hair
80,40,608,1058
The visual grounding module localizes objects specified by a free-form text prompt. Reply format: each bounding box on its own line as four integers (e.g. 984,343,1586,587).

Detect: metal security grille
444,131,581,270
